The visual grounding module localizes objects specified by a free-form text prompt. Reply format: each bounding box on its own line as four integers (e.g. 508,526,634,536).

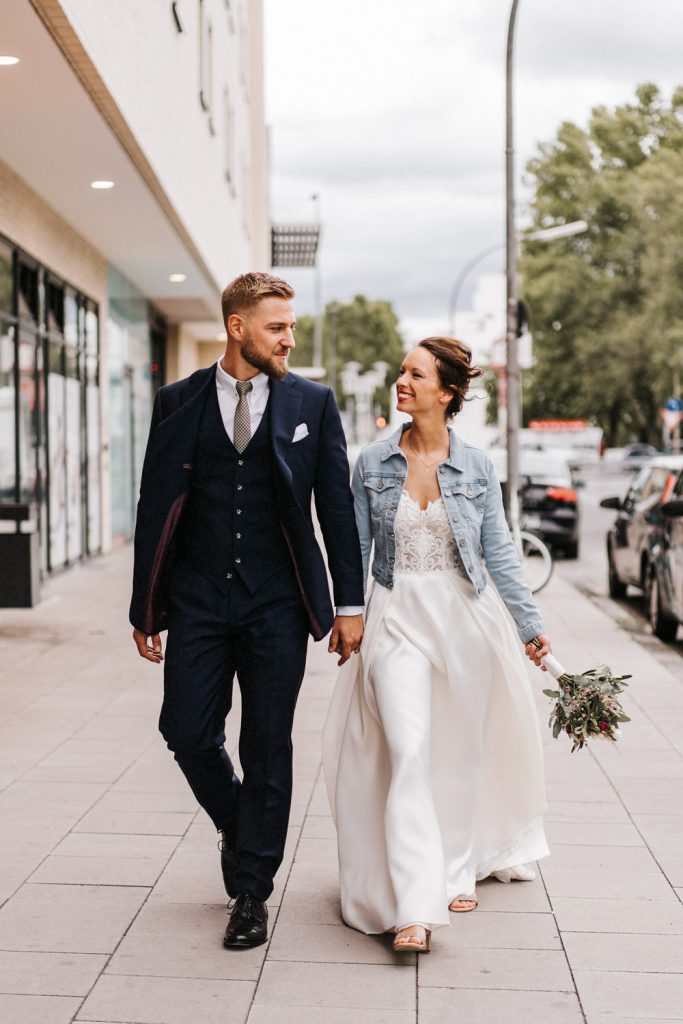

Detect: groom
130,272,364,948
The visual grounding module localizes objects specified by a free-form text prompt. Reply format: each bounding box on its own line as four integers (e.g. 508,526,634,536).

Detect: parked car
620,443,659,472
488,449,580,559
600,456,683,601
648,468,683,641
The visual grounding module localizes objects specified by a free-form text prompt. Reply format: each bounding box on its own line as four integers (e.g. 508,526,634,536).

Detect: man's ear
227,313,245,341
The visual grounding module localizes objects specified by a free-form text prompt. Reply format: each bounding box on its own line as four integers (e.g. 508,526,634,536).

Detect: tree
289,294,406,417
521,84,683,445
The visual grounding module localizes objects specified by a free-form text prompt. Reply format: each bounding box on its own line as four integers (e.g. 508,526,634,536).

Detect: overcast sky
264,0,683,342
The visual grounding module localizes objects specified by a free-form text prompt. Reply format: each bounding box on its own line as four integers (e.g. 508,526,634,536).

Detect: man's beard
241,331,289,380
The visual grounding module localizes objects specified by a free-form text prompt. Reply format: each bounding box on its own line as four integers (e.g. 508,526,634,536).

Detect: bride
323,336,551,954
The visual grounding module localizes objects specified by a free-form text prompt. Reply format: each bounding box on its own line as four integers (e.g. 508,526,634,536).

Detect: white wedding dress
322,491,549,934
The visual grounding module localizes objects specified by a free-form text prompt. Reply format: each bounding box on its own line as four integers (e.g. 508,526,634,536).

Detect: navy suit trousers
160,558,309,901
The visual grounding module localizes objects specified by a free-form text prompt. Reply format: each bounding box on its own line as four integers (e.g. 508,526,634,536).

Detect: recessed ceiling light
169,273,187,283
0,56,20,66
91,180,114,189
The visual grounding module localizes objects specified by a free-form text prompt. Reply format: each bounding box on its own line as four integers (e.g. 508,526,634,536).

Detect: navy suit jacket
129,366,364,641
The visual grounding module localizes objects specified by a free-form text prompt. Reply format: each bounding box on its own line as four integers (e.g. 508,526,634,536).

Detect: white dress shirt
215,359,270,441
214,361,362,618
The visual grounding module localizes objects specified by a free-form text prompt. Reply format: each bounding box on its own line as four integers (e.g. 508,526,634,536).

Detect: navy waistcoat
178,384,292,594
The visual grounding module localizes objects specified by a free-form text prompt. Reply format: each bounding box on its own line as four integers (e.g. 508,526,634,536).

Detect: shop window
0,322,15,501
0,237,100,573
47,279,65,334
17,333,39,504
18,261,38,322
0,240,12,313
84,303,101,554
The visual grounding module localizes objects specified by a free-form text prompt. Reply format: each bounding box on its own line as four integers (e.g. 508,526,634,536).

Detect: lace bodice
394,491,466,575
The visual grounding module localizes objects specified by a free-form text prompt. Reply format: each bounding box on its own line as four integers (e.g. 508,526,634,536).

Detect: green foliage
289,294,406,416
521,84,683,444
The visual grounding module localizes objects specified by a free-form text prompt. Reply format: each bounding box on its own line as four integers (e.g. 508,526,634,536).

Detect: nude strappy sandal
392,923,431,953
449,893,478,913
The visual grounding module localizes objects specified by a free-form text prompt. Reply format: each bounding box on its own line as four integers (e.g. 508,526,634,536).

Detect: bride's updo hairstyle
418,337,483,419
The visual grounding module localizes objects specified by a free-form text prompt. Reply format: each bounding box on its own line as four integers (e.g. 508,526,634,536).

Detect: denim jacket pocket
448,478,487,520
363,475,397,517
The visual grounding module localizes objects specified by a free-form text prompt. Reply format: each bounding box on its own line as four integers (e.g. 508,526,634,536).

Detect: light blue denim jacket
352,424,545,644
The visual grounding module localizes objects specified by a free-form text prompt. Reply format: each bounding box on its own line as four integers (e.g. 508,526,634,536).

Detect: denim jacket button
377,480,384,489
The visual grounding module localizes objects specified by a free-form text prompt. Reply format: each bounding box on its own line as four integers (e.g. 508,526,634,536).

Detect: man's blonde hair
221,272,294,324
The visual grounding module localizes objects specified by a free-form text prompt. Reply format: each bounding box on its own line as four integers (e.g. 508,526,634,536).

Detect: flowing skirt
322,569,549,934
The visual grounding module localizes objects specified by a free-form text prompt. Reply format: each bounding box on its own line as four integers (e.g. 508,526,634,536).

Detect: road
552,462,683,671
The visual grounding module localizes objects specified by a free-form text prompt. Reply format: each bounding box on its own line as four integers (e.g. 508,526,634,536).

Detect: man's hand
328,614,364,666
524,633,551,671
133,628,164,664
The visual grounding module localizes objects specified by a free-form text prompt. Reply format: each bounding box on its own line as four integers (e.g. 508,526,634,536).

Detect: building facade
0,0,268,578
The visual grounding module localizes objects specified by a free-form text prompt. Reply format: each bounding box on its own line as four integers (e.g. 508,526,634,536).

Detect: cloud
265,0,683,337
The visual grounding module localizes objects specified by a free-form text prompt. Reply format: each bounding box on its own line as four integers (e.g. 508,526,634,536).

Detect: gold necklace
406,439,449,474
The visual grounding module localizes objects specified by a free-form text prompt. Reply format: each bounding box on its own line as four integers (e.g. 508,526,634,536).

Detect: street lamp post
505,0,522,525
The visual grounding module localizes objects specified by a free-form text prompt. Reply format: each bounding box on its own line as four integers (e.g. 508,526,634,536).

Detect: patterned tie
233,379,253,453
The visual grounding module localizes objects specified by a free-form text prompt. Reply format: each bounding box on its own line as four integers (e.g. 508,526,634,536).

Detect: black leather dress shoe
219,829,239,898
223,893,268,948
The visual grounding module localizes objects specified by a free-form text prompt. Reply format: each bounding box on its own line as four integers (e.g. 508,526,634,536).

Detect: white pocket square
292,423,309,443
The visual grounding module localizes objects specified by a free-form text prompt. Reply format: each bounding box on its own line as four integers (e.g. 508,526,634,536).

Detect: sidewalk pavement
0,547,682,1024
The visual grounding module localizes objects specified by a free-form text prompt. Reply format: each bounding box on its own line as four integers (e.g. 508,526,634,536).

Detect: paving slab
77,974,254,1024
561,931,683,974
0,883,150,954
0,993,82,1024
541,865,677,901
267,921,404,965
106,900,262,981
252,961,415,1011
545,820,646,847
551,896,683,935
417,987,583,1023
417,946,573,991
574,969,683,1022
247,1009,415,1024
0,951,107,996
435,910,562,950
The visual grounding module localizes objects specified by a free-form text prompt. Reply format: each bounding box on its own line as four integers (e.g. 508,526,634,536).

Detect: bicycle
513,527,554,594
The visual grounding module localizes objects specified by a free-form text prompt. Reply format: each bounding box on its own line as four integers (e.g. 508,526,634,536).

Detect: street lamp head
525,220,588,242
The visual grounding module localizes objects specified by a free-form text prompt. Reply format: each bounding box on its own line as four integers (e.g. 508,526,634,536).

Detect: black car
489,449,580,558
600,457,683,600
649,469,683,641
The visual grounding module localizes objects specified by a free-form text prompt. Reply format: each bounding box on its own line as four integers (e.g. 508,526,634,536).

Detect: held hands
328,614,364,666
133,628,164,664
524,633,551,671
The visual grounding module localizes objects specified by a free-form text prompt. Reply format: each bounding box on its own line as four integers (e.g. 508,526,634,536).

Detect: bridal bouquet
531,640,631,753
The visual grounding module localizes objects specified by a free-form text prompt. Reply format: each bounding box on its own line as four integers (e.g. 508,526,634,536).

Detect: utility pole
505,0,521,526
